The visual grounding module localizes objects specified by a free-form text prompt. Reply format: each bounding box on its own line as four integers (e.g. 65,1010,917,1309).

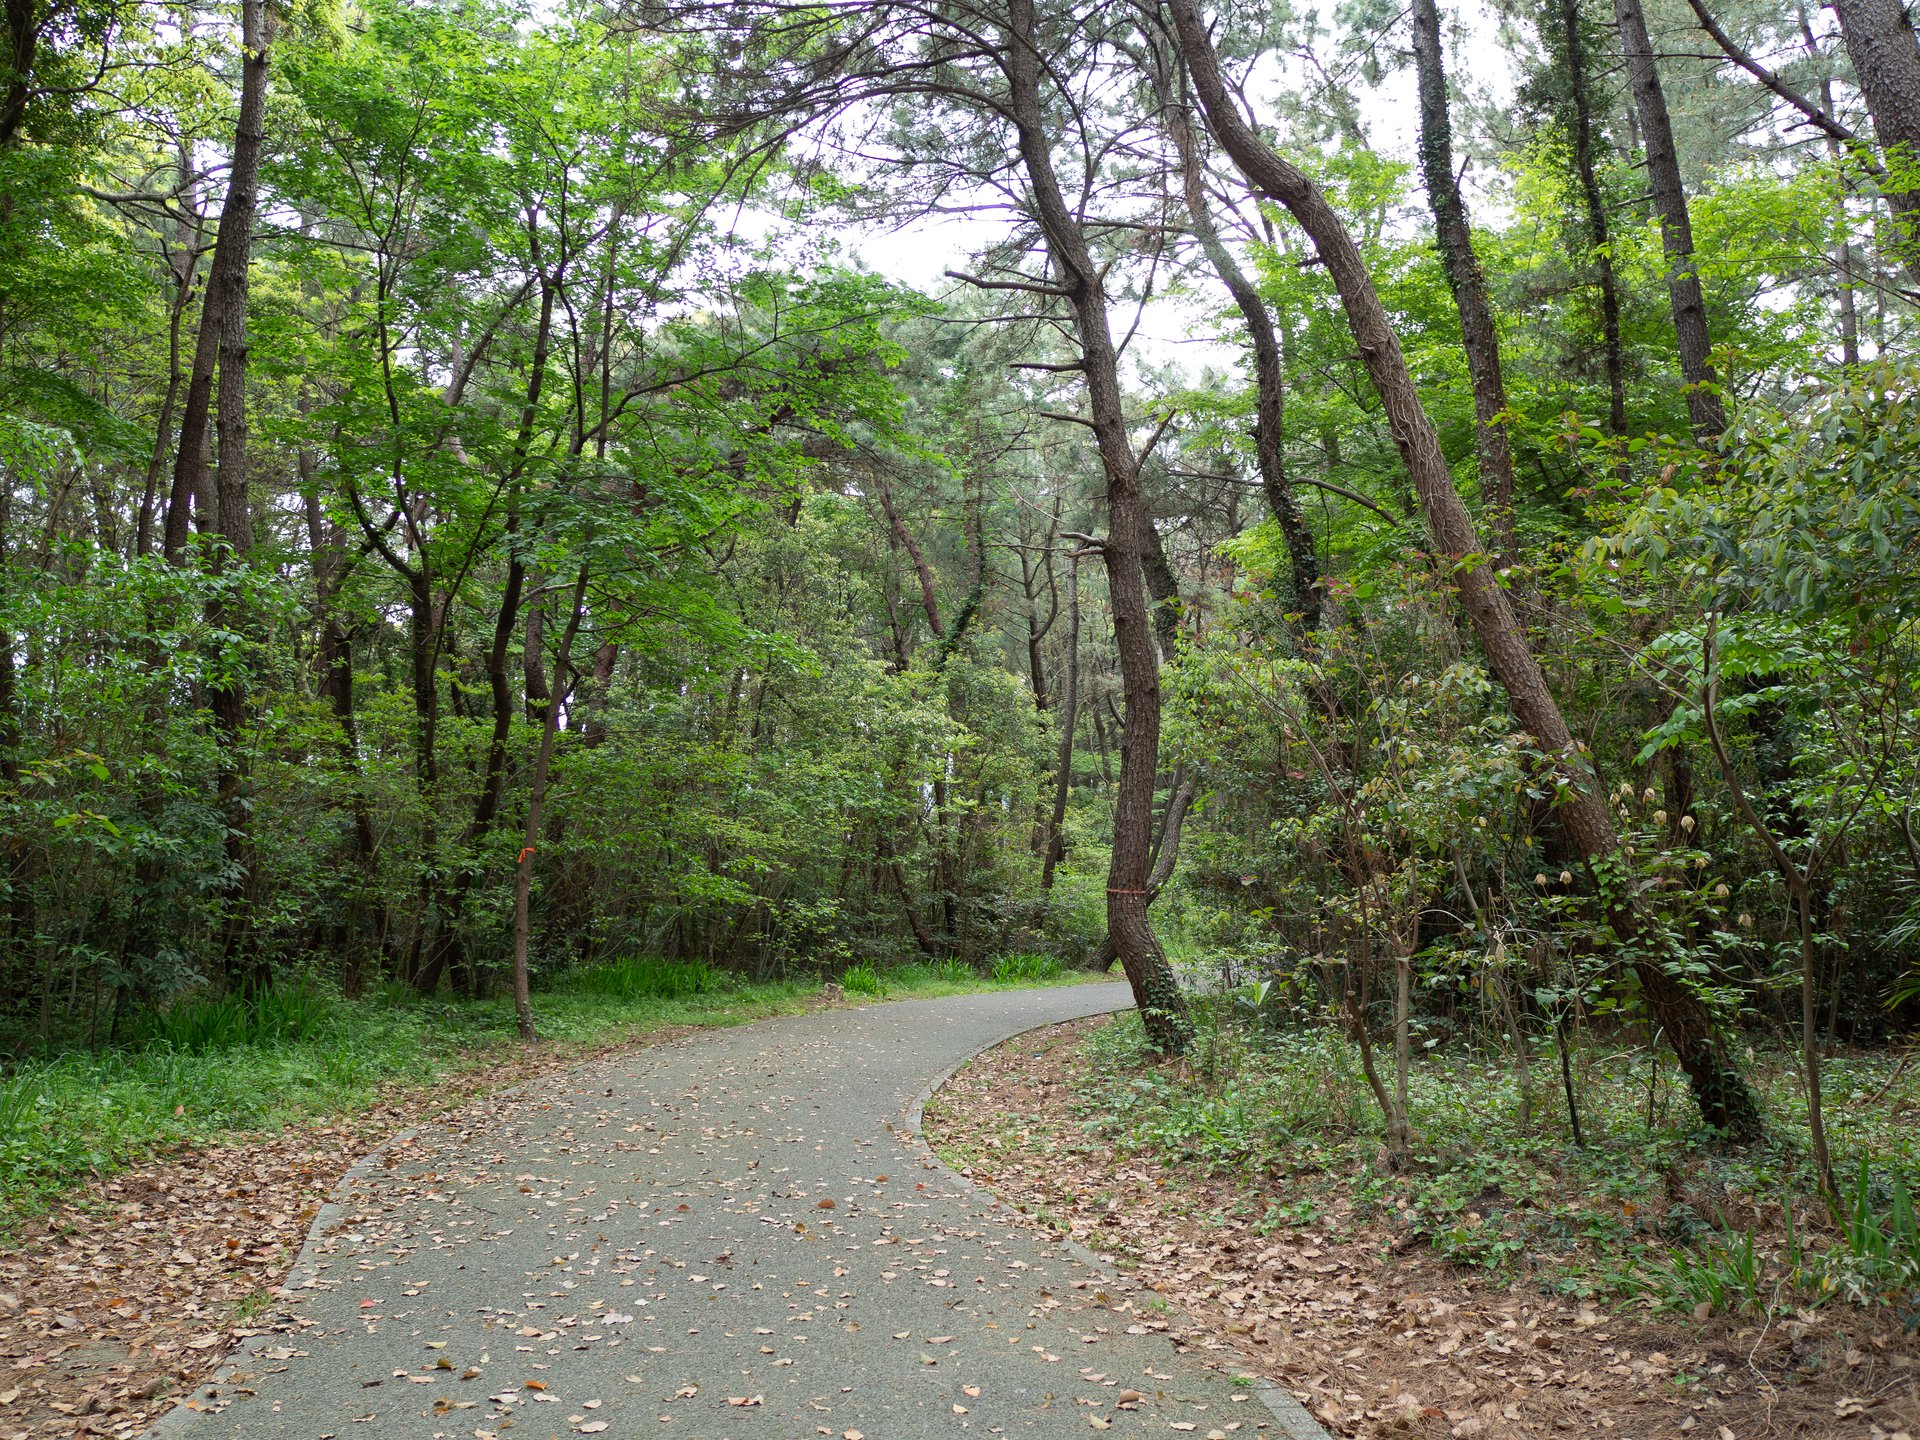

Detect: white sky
833,0,1520,384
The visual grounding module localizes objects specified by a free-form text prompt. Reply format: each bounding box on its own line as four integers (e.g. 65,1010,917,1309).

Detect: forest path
159,983,1311,1439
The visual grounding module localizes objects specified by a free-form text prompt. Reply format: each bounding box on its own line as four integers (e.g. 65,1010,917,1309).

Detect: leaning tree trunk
1408,0,1518,558
1612,0,1727,442
1830,0,1920,283
1007,0,1190,1051
1168,0,1761,1138
1162,76,1322,629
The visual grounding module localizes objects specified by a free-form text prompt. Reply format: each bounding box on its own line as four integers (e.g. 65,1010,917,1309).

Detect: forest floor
0,965,1103,1438
924,1015,1920,1440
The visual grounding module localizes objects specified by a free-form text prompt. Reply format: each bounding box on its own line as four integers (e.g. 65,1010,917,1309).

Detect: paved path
165,984,1308,1439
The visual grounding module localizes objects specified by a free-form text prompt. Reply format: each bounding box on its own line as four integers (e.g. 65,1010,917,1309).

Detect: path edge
140,1114,435,1437
902,1005,1335,1440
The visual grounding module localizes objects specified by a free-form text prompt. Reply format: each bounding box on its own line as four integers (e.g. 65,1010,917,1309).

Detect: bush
991,952,1063,985
841,961,886,996
570,956,723,1001
138,978,337,1053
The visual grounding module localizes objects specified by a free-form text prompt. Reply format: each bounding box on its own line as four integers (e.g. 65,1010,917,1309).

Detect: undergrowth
1075,994,1920,1318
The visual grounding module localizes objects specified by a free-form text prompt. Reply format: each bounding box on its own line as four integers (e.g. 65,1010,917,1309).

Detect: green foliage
1073,1005,1920,1309
991,953,1063,985
136,979,337,1053
840,961,887,997
569,957,725,1002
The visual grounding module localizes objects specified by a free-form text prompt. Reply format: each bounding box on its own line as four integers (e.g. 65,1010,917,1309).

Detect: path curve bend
157,983,1322,1439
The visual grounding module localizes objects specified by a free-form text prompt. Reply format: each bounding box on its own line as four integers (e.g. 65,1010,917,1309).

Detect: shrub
138,978,336,1053
571,956,723,1001
991,952,1062,985
841,961,886,997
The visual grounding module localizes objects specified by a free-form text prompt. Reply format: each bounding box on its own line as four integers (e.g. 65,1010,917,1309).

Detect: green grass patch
992,952,1064,985
1072,996,1920,1314
567,956,724,1001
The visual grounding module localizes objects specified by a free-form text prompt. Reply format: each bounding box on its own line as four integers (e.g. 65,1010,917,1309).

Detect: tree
1166,0,1763,1138
1407,0,1518,558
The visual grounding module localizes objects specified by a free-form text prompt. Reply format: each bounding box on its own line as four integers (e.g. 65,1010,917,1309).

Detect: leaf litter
924,1016,1920,1440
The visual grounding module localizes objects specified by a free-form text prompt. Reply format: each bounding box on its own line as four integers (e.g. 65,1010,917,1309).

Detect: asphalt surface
163,984,1300,1439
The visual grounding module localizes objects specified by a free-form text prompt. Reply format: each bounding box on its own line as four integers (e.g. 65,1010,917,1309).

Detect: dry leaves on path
924,1016,1920,1440
0,1013,783,1439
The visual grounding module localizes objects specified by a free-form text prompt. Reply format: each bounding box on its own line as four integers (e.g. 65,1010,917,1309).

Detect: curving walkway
158,983,1320,1438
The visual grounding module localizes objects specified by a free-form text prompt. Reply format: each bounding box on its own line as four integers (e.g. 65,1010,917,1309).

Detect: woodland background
4,0,1920,1304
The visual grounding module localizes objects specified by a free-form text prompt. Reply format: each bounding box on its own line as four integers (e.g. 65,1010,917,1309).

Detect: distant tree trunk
1041,552,1081,891
305,485,388,981
524,575,551,725
165,4,269,562
1145,771,1197,901
139,145,199,559
1007,0,1189,1051
1408,0,1518,558
1170,0,1761,1139
203,0,271,980
1018,506,1060,710
1161,71,1321,628
415,279,556,998
1140,519,1183,659
878,480,944,638
1829,0,1920,283
1612,0,1727,441
513,564,590,1043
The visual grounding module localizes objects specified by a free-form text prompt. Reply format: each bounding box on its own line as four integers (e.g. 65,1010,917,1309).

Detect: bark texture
1408,0,1518,558
1831,0,1920,281
1612,0,1728,441
1007,0,1190,1051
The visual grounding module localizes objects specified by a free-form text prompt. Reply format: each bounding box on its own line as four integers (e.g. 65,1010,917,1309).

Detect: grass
1072,990,1920,1316
0,952,1102,1238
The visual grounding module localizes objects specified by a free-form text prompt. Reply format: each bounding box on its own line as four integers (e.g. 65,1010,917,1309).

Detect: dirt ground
922,1016,1920,1440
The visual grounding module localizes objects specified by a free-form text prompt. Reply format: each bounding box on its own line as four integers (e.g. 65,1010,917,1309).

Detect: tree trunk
202,0,270,979
139,147,199,558
1559,0,1630,439
1830,0,1920,283
165,4,269,561
1140,518,1183,659
1008,0,1189,1051
1408,0,1518,558
1162,75,1322,628
1169,0,1761,1138
513,565,590,1043
305,486,388,979
1612,0,1728,441
1041,552,1081,892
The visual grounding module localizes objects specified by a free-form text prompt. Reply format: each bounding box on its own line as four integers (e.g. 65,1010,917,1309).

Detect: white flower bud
1643,787,1656,804
1653,809,1668,826
1535,873,1549,886
1559,870,1574,885
1713,883,1730,897
1738,913,1753,928
1680,814,1695,832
